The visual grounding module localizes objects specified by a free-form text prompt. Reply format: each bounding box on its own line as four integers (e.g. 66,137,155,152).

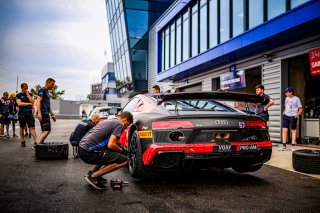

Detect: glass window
170,22,176,67
200,0,207,53
248,0,264,29
165,27,170,70
291,0,309,9
191,3,198,57
176,17,182,64
220,0,230,43
209,0,218,48
122,97,141,112
232,0,244,37
268,0,286,20
182,10,190,61
125,51,132,80
161,31,165,71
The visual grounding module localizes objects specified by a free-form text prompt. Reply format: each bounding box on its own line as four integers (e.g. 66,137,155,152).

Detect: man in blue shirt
36,78,56,145
16,83,38,147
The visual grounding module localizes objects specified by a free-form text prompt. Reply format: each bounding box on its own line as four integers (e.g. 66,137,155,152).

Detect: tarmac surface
0,119,319,213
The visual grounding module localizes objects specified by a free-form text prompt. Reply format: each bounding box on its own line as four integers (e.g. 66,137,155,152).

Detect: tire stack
35,143,69,160
292,149,320,174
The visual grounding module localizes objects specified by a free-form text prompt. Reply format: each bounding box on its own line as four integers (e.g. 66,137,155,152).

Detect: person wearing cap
279,87,303,151
8,92,18,138
255,84,274,123
0,92,10,139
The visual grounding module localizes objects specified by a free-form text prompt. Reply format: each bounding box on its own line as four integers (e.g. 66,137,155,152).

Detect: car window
122,97,141,112
163,100,235,112
133,100,144,112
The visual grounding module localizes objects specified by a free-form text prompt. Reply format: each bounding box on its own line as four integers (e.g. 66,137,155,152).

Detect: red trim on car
142,141,272,165
152,121,194,129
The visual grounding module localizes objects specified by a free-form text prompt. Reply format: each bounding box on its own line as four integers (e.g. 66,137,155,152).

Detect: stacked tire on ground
35,143,69,160
292,149,320,174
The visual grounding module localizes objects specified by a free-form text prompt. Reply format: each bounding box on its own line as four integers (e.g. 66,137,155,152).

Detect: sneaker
21,141,26,147
84,174,106,190
278,145,287,151
28,133,31,138
32,144,37,150
291,146,296,151
87,171,107,183
6,134,10,139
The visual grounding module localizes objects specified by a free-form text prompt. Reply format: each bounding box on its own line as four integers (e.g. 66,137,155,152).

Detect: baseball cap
284,87,294,93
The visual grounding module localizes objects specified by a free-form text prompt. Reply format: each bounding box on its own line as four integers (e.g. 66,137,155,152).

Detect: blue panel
241,27,265,47
265,13,296,37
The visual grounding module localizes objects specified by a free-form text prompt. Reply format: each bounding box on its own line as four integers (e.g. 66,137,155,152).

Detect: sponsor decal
138,131,152,138
239,122,245,128
220,70,246,90
309,48,320,76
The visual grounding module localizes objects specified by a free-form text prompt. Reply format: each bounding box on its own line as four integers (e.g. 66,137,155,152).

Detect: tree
30,85,65,100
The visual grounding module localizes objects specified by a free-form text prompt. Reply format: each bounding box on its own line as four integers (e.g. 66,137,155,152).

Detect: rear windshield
162,100,236,112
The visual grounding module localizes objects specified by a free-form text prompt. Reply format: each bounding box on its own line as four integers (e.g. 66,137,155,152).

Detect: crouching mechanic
79,111,133,190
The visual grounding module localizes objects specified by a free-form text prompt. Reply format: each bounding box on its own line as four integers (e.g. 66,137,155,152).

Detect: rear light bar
246,120,267,127
152,121,194,129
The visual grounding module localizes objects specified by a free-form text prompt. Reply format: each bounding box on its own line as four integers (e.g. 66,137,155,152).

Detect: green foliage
30,85,65,100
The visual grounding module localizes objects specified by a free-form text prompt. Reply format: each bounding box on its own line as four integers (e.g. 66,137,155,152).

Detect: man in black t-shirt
255,84,274,123
16,83,38,147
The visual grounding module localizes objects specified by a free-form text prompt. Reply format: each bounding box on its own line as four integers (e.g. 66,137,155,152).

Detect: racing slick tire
35,143,69,160
128,131,154,179
292,149,320,174
232,164,263,173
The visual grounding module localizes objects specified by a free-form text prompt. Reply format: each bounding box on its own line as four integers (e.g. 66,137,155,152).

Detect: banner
220,70,246,90
309,48,320,76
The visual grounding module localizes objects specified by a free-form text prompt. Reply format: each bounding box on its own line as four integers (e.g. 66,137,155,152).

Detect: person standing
16,83,38,147
36,78,56,146
8,92,18,138
279,87,303,151
0,92,10,138
255,84,274,122
79,112,133,190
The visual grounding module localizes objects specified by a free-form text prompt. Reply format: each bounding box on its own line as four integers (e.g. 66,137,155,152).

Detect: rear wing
152,92,267,105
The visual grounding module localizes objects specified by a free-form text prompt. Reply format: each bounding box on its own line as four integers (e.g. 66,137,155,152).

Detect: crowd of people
0,78,56,148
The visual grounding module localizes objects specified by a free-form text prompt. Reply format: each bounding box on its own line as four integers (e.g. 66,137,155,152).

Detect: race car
120,92,272,178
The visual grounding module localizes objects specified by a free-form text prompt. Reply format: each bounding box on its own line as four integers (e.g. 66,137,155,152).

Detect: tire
36,143,69,160
232,164,263,173
128,131,154,179
292,149,320,174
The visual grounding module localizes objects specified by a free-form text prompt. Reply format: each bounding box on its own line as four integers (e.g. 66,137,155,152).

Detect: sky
0,0,112,100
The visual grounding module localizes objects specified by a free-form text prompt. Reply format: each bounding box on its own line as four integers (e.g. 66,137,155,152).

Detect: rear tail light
152,120,194,129
246,120,267,127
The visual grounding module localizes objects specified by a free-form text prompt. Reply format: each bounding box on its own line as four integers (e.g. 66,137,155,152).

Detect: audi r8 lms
120,92,272,179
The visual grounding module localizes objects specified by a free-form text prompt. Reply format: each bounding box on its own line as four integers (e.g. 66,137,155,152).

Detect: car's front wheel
128,131,153,179
232,164,263,173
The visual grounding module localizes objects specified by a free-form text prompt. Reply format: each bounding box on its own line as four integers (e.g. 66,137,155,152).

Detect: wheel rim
129,133,138,173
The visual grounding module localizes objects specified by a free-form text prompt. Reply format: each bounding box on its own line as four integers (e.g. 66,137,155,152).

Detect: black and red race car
119,92,272,178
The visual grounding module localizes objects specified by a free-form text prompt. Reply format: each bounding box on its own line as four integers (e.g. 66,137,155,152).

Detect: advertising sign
220,70,246,90
309,48,320,76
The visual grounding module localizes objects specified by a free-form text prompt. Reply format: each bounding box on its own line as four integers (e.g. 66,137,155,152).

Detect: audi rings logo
214,120,229,125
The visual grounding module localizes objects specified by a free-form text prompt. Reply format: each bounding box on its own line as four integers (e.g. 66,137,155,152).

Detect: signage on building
220,70,246,90
309,48,320,76
229,64,237,72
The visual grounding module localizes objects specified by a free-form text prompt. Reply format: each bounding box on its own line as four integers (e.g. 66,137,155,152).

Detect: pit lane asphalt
0,119,319,213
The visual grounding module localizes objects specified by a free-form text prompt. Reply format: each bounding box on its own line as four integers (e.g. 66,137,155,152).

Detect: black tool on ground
110,179,129,189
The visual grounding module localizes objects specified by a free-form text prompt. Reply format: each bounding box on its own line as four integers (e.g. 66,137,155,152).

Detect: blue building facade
105,0,175,96
148,0,320,142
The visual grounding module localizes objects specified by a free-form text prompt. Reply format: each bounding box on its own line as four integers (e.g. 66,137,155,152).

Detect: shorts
79,146,127,165
282,115,298,130
0,113,10,125
18,112,35,128
40,114,51,131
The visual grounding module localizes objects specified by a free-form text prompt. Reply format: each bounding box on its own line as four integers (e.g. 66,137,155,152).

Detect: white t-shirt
284,96,302,117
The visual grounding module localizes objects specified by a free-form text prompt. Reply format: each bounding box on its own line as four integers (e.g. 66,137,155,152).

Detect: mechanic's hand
38,113,42,122
121,147,131,157
51,114,56,122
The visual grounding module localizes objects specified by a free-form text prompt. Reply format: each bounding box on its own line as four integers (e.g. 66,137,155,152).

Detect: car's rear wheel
128,131,153,179
232,164,263,173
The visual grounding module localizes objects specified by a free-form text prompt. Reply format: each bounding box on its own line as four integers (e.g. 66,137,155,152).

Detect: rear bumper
142,141,272,169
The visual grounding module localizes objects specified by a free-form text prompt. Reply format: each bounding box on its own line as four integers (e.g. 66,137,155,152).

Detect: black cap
284,87,294,93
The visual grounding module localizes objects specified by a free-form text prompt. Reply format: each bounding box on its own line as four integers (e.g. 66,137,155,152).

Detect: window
209,0,218,48
200,0,208,53
248,0,264,29
291,0,309,8
182,10,190,61
176,17,182,64
170,22,176,67
268,0,286,20
165,27,170,70
122,98,141,112
220,0,230,43
232,0,244,37
191,3,199,57
161,31,165,71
